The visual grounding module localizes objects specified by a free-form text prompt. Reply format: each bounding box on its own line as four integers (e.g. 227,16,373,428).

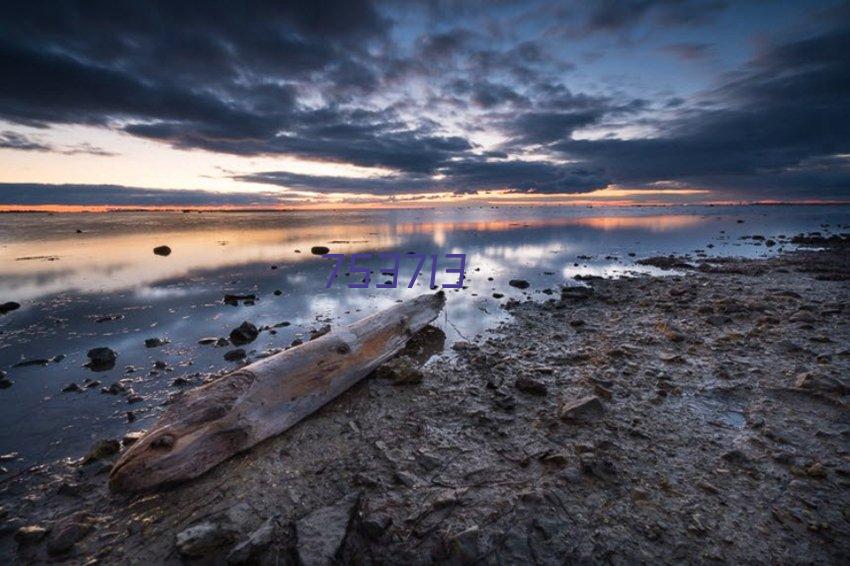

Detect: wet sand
1,237,848,564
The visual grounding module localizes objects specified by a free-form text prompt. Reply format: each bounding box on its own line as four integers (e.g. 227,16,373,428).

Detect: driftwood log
109,291,446,492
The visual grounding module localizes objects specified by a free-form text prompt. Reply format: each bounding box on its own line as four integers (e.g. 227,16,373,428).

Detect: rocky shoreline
1,242,849,564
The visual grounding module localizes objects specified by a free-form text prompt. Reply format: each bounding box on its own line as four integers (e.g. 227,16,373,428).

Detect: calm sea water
0,205,848,468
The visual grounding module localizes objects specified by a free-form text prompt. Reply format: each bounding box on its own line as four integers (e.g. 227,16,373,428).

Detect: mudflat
1,241,848,564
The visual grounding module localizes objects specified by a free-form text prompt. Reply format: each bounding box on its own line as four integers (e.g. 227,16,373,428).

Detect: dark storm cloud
552,25,850,196
0,131,50,151
0,183,290,207
580,0,728,34
0,0,847,201
240,158,608,195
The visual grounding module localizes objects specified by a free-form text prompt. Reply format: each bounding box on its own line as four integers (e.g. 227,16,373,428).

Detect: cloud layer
0,0,848,202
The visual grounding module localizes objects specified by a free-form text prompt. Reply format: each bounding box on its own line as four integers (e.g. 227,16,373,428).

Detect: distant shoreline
2,201,849,214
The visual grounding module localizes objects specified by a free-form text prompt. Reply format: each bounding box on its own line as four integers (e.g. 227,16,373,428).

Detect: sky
0,0,848,208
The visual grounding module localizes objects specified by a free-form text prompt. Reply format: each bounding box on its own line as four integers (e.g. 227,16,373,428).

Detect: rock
309,324,332,340
794,371,847,395
492,293,504,299
514,375,547,396
154,360,168,369
15,525,48,545
0,301,21,315
493,391,516,411
559,395,604,422
198,337,219,345
443,525,480,564
122,431,145,446
509,279,530,289
176,521,240,558
102,382,126,395
375,356,423,385
311,246,331,255
561,286,594,301
273,289,282,296
153,245,172,256
636,256,694,270
62,382,82,393
0,452,18,462
0,371,11,389
172,376,189,386
224,348,247,362
46,512,96,555
86,347,117,370
145,337,169,348
84,439,120,463
361,513,392,540
229,321,259,346
226,515,278,564
295,492,360,566
223,294,257,306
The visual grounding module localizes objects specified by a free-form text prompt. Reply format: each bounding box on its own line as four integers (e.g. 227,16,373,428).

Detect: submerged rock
296,492,360,566
636,256,694,270
229,321,259,346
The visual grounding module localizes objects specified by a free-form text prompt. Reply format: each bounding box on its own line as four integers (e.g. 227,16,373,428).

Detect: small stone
492,293,504,299
15,525,48,545
514,375,547,396
154,360,167,369
805,462,827,479
226,515,278,564
509,279,530,289
198,337,219,345
84,439,120,463
86,347,117,370
310,246,331,255
309,324,331,340
0,301,21,315
224,349,247,362
62,382,82,393
273,290,282,296
145,337,169,348
172,376,189,386
295,492,359,566
122,431,145,446
229,321,259,346
176,521,239,558
375,356,423,385
559,395,604,422
46,512,96,555
153,245,172,256
126,393,144,404
361,513,392,540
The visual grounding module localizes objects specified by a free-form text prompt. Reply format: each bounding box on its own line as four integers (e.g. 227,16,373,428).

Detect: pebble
559,395,604,422
15,525,48,545
229,321,259,346
224,349,247,362
153,245,172,256
295,492,359,566
509,279,530,289
514,375,547,396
